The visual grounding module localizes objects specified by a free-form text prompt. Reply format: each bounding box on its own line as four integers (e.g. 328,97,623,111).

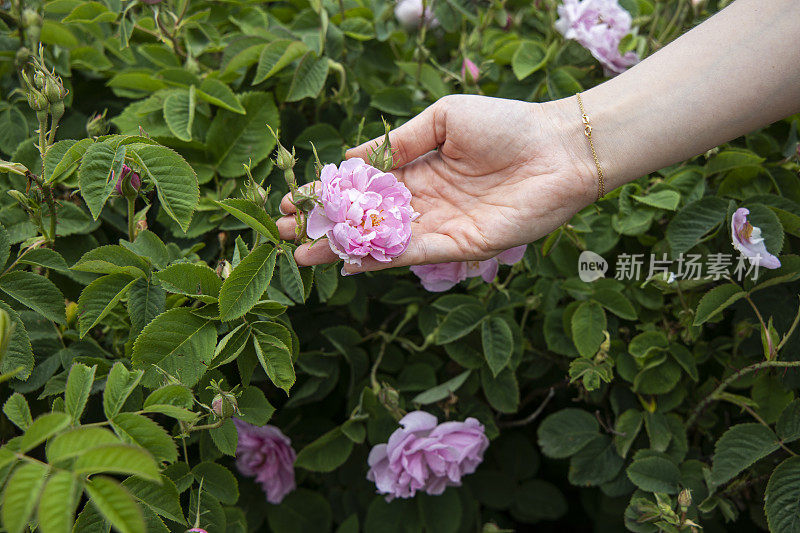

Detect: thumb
345,99,446,168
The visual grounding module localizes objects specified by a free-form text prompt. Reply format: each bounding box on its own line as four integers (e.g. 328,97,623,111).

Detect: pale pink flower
731,208,781,269
367,411,488,500
395,0,439,29
555,0,639,75
233,419,296,504
307,158,419,266
461,58,480,83
410,245,527,292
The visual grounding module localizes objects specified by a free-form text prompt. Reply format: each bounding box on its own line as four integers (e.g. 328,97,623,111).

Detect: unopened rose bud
0,309,14,364
86,111,109,137
114,165,141,198
368,120,394,172
21,9,41,29
216,260,232,280
65,301,78,327
33,71,45,90
217,232,227,247
211,392,238,419
43,75,64,103
461,57,480,84
678,488,692,511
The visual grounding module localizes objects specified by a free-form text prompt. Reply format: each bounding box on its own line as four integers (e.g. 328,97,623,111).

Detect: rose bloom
113,164,141,196
367,411,489,500
233,419,296,504
731,207,781,269
307,158,419,266
395,0,439,29
410,245,527,292
555,0,639,75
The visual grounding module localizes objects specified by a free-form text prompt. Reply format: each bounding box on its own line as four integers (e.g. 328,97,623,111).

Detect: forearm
560,0,800,195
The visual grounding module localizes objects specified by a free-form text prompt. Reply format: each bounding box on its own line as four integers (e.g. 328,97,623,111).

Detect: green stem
127,196,136,242
687,360,800,428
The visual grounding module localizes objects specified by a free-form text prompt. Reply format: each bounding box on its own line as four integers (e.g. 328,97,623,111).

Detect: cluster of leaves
1,0,800,532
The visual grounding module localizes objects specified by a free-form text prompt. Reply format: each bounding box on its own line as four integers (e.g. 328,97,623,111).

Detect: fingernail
279,205,288,215
341,266,363,277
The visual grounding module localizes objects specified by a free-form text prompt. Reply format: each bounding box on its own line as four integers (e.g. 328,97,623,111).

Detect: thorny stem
686,360,800,428
500,388,555,428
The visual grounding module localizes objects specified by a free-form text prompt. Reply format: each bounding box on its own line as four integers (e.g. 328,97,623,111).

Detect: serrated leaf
614,409,643,458
571,300,606,358
71,245,150,277
191,462,238,505
592,288,637,320
162,87,195,141
482,317,513,376
2,462,49,533
103,362,144,419
215,199,279,243
77,138,123,220
693,283,745,325
219,244,277,321
626,456,680,494
436,304,486,344
537,408,599,459
765,456,800,533
0,301,33,379
778,399,800,444
78,274,139,337
236,386,275,425
38,471,78,533
210,419,238,456
0,271,66,324
210,324,251,368
711,423,779,486
84,476,145,533
73,443,160,480
46,138,93,184
253,332,295,393
253,40,309,84
127,143,198,233
154,262,221,302
111,412,177,464
47,427,122,463
512,40,547,80
279,249,305,303
196,78,245,114
206,92,279,178
295,427,353,473
3,392,32,431
286,53,329,102
65,363,96,424
17,248,70,273
412,370,471,405
122,476,185,524
19,412,71,453
666,196,728,255
127,277,166,334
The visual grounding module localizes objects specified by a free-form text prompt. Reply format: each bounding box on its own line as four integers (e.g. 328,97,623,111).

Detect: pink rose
233,419,296,504
410,245,527,292
731,207,781,269
461,58,480,83
307,158,419,266
113,164,141,197
554,0,639,75
395,0,439,29
367,411,489,500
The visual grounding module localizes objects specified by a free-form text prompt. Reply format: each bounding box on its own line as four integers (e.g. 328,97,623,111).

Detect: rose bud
113,165,141,198
86,111,109,137
461,57,480,84
212,392,239,419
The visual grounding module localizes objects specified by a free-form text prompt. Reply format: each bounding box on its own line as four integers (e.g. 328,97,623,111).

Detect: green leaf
78,274,139,337
71,245,150,277
711,423,780,486
765,456,800,533
2,462,49,533
3,392,32,431
162,87,195,142
210,419,238,456
614,409,643,458
0,271,66,324
631,190,681,210
0,302,33,379
112,412,177,463
253,332,296,393
267,489,332,533
412,370,471,405
592,288,637,320
286,53,330,102
666,196,728,255
84,476,145,533
436,304,486,344
512,40,547,80
626,456,680,493
778,400,800,444
154,262,221,302
19,412,71,453
73,443,160,481
131,308,216,380
103,362,144,419
537,408,599,458
128,143,198,233
196,78,245,114
253,40,309,84
215,199,280,244
47,427,121,463
482,317,513,376
480,367,519,414
46,138,92,184
0,223,9,269
628,330,669,358
295,427,354,473
219,244,277,321
77,137,123,220
38,471,78,533
127,277,166,334
237,386,275,425
568,435,623,486
65,363,96,424
571,300,606,358
279,250,305,303
706,148,765,175
143,384,194,410
693,283,745,325
206,92,279,178
511,479,567,523
17,248,70,273
192,462,238,505
123,476,185,524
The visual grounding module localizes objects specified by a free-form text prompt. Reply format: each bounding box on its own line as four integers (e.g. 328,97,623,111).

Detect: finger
279,193,296,216
294,239,340,266
341,233,462,274
345,100,446,169
276,216,298,241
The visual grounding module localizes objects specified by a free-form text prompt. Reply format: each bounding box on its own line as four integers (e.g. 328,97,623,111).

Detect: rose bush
0,0,799,532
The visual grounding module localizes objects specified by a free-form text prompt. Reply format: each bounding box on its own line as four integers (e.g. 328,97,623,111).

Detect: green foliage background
2,0,800,532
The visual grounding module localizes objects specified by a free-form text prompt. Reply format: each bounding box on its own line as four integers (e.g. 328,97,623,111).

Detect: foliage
0,0,799,532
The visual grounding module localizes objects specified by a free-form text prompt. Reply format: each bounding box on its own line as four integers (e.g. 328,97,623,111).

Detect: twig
500,387,555,428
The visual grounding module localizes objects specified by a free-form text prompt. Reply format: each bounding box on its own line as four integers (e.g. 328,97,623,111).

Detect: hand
276,94,597,272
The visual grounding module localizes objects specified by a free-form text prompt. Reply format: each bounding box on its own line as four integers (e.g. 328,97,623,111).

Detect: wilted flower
731,207,781,269
113,165,141,197
395,0,439,29
410,245,527,292
233,419,296,504
555,0,639,75
306,158,419,266
461,58,480,83
367,411,489,499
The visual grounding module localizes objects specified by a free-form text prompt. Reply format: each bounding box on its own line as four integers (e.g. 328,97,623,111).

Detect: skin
277,0,800,273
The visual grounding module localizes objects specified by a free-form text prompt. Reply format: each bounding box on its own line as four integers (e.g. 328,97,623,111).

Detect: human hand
276,94,596,272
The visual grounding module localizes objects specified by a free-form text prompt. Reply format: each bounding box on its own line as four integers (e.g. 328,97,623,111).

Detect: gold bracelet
576,93,605,200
